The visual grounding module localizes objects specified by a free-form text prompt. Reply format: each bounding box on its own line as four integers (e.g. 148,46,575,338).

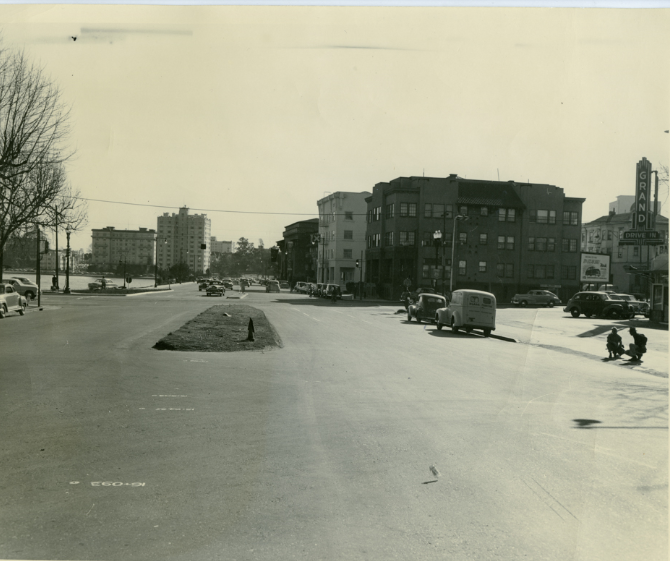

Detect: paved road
1,285,666,561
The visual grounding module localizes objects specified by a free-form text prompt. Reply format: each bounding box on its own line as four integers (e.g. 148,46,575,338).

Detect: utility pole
36,225,41,307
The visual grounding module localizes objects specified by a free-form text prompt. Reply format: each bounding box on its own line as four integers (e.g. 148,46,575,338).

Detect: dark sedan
407,293,447,323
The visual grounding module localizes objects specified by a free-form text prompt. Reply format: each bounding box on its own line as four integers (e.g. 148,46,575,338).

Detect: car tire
436,321,443,330
18,303,26,315
0,305,6,318
407,312,411,322
25,291,35,300
483,328,491,337
570,308,580,318
451,317,459,333
608,310,620,319
548,301,555,308
520,300,528,307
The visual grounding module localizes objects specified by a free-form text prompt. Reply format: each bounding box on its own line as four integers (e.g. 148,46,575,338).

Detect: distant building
277,218,319,284
91,227,156,269
364,175,585,302
156,207,211,274
316,191,371,286
581,210,668,295
210,237,233,254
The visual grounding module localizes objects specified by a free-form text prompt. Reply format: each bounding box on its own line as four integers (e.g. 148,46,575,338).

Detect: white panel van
435,289,496,336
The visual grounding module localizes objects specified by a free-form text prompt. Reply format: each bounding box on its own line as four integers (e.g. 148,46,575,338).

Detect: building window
408,203,417,217
528,237,535,251
561,265,577,280
499,208,506,222
505,263,514,278
499,208,515,222
400,203,408,217
332,231,336,241
506,236,515,250
424,204,432,218
498,235,505,250
384,204,393,219
536,238,547,251
459,232,467,244
479,261,487,273
345,211,353,221
481,207,488,216
547,265,555,278
459,206,468,216
343,249,353,259
507,209,516,222
375,207,382,221
549,210,556,224
537,210,549,224
563,211,579,225
459,260,467,275
479,233,488,245
445,205,453,219
344,230,353,240
497,263,505,277
548,238,555,251
570,239,577,252
562,239,578,252
433,204,445,218
633,246,639,256
384,232,394,246
607,230,612,240
399,231,415,246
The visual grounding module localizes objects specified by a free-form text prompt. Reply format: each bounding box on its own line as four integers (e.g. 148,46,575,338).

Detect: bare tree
0,49,71,182
0,45,75,277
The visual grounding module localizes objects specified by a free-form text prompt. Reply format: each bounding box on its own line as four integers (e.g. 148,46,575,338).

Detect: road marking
152,395,187,397
70,481,80,484
91,481,146,487
301,312,321,322
161,407,194,411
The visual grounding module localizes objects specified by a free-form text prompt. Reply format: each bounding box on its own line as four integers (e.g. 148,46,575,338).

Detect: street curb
126,289,173,297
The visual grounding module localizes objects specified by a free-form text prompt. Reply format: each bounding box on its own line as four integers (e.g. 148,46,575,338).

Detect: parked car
88,278,119,291
324,284,342,299
279,281,290,290
206,285,225,297
0,283,27,318
295,282,308,294
221,280,234,290
612,293,648,315
436,289,496,336
198,281,210,291
563,291,634,319
407,293,447,323
511,290,562,308
266,280,281,293
410,287,437,302
6,277,39,300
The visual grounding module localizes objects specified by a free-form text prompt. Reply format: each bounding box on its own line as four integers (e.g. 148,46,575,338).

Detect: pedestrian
101,277,107,289
626,327,648,361
606,327,624,359
331,285,339,303
51,274,57,289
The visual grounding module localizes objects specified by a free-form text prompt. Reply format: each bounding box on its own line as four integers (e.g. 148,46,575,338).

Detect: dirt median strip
153,304,282,352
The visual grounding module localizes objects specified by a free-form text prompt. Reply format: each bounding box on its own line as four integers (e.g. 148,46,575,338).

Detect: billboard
580,253,610,283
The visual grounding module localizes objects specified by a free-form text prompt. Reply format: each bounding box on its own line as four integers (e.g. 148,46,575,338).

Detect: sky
0,5,668,252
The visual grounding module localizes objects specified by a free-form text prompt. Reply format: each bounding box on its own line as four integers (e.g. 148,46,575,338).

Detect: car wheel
520,300,528,307
483,328,491,337
465,327,472,333
18,303,26,315
0,305,6,318
608,310,620,319
570,308,580,318
407,312,412,322
451,317,459,333
436,321,443,330
547,301,555,308
25,291,35,300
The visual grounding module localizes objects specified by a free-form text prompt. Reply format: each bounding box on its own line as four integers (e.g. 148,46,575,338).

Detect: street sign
633,158,652,230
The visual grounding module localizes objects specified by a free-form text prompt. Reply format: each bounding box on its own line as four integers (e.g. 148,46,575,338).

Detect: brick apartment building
91,226,156,270
364,175,585,302
276,218,319,285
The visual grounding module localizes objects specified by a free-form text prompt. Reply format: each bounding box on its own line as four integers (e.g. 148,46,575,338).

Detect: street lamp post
64,225,72,294
433,230,442,292
120,257,127,288
449,215,469,294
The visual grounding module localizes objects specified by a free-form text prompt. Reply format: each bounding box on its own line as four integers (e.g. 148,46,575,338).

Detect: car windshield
12,278,31,284
424,297,445,305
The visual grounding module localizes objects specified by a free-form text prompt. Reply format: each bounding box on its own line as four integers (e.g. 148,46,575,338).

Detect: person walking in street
626,327,648,361
606,327,625,359
331,285,339,303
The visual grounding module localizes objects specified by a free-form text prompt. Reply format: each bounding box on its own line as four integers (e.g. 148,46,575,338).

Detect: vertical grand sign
633,157,652,230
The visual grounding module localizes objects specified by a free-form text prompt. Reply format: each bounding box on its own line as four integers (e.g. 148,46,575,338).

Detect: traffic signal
355,259,360,268
270,248,278,262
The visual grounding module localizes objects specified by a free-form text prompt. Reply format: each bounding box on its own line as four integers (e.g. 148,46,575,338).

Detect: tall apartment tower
156,207,212,274
316,191,371,286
